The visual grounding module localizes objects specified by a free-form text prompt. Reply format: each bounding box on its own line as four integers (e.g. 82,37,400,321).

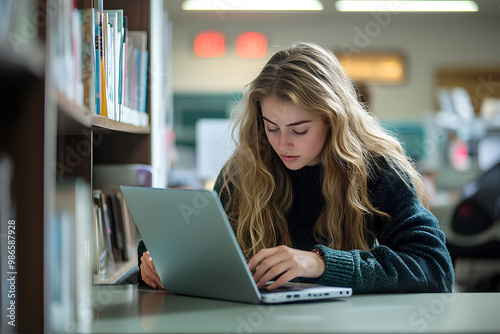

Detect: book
92,190,115,279
105,9,124,121
79,8,96,114
47,1,89,106
127,31,148,114
97,11,108,117
92,204,105,278
110,194,127,261
119,16,127,122
46,210,73,333
71,9,83,106
104,13,115,120
62,0,75,102
102,11,114,118
121,16,129,121
94,10,102,115
46,179,93,333
101,192,119,260
139,49,148,113
117,191,137,262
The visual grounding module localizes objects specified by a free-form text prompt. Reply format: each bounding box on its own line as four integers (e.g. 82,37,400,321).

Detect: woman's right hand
140,251,165,290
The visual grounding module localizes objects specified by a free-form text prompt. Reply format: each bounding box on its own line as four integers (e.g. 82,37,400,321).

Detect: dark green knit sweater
138,160,455,293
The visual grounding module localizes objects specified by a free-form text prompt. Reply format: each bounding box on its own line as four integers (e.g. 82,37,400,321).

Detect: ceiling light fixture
335,1,478,12
182,0,324,11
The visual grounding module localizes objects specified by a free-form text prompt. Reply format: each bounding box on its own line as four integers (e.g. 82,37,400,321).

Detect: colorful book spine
104,10,124,122
71,9,83,106
105,19,115,120
140,50,148,113
134,48,140,111
117,16,125,122
80,8,96,114
99,12,107,117
69,8,149,124
94,11,101,115
121,17,128,118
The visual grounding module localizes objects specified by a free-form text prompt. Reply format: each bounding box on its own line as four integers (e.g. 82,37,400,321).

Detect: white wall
170,12,500,122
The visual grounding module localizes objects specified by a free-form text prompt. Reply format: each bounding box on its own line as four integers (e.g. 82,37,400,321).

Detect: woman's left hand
247,245,325,290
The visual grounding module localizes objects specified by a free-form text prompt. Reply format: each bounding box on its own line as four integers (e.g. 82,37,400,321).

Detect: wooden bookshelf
1,0,172,332
1,2,47,333
92,115,150,134
58,91,93,133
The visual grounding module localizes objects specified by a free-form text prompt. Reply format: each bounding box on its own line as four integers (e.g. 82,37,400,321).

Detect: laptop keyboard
259,283,311,293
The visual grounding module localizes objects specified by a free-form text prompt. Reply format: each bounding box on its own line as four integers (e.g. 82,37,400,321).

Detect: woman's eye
266,127,279,133
293,130,308,135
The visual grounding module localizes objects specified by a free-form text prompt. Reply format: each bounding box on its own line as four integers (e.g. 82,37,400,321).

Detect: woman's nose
278,132,293,151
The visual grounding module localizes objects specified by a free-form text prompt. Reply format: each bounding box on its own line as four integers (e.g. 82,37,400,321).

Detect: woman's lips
280,155,299,162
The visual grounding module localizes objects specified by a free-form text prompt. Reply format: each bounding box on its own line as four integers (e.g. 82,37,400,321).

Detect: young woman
138,42,454,293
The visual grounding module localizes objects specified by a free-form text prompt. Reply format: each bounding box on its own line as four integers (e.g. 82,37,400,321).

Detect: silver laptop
120,186,352,304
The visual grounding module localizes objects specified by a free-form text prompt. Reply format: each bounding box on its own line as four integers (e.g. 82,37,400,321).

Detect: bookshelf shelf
0,0,173,332
58,91,93,131
92,115,151,134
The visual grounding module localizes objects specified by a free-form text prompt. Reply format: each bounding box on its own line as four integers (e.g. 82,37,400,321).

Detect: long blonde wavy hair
219,42,426,259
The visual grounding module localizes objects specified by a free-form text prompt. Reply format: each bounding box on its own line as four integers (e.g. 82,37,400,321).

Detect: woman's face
261,95,329,170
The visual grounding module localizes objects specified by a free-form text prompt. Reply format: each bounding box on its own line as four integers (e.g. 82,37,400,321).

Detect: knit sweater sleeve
213,166,231,212
313,166,455,294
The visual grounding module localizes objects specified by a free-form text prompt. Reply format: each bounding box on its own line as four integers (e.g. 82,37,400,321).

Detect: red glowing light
193,30,226,58
236,32,268,59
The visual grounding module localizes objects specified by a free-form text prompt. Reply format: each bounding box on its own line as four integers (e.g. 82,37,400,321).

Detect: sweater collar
286,164,324,184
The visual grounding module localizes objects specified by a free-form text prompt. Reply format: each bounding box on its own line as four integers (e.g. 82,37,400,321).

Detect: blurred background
163,0,500,292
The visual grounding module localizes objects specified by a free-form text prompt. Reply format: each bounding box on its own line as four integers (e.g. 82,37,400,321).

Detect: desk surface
91,284,500,333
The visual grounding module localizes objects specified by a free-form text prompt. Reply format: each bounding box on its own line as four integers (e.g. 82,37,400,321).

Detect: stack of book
92,189,138,281
49,4,149,127
92,164,153,282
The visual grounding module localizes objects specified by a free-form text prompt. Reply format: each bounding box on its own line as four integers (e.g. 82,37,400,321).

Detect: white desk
91,284,500,333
